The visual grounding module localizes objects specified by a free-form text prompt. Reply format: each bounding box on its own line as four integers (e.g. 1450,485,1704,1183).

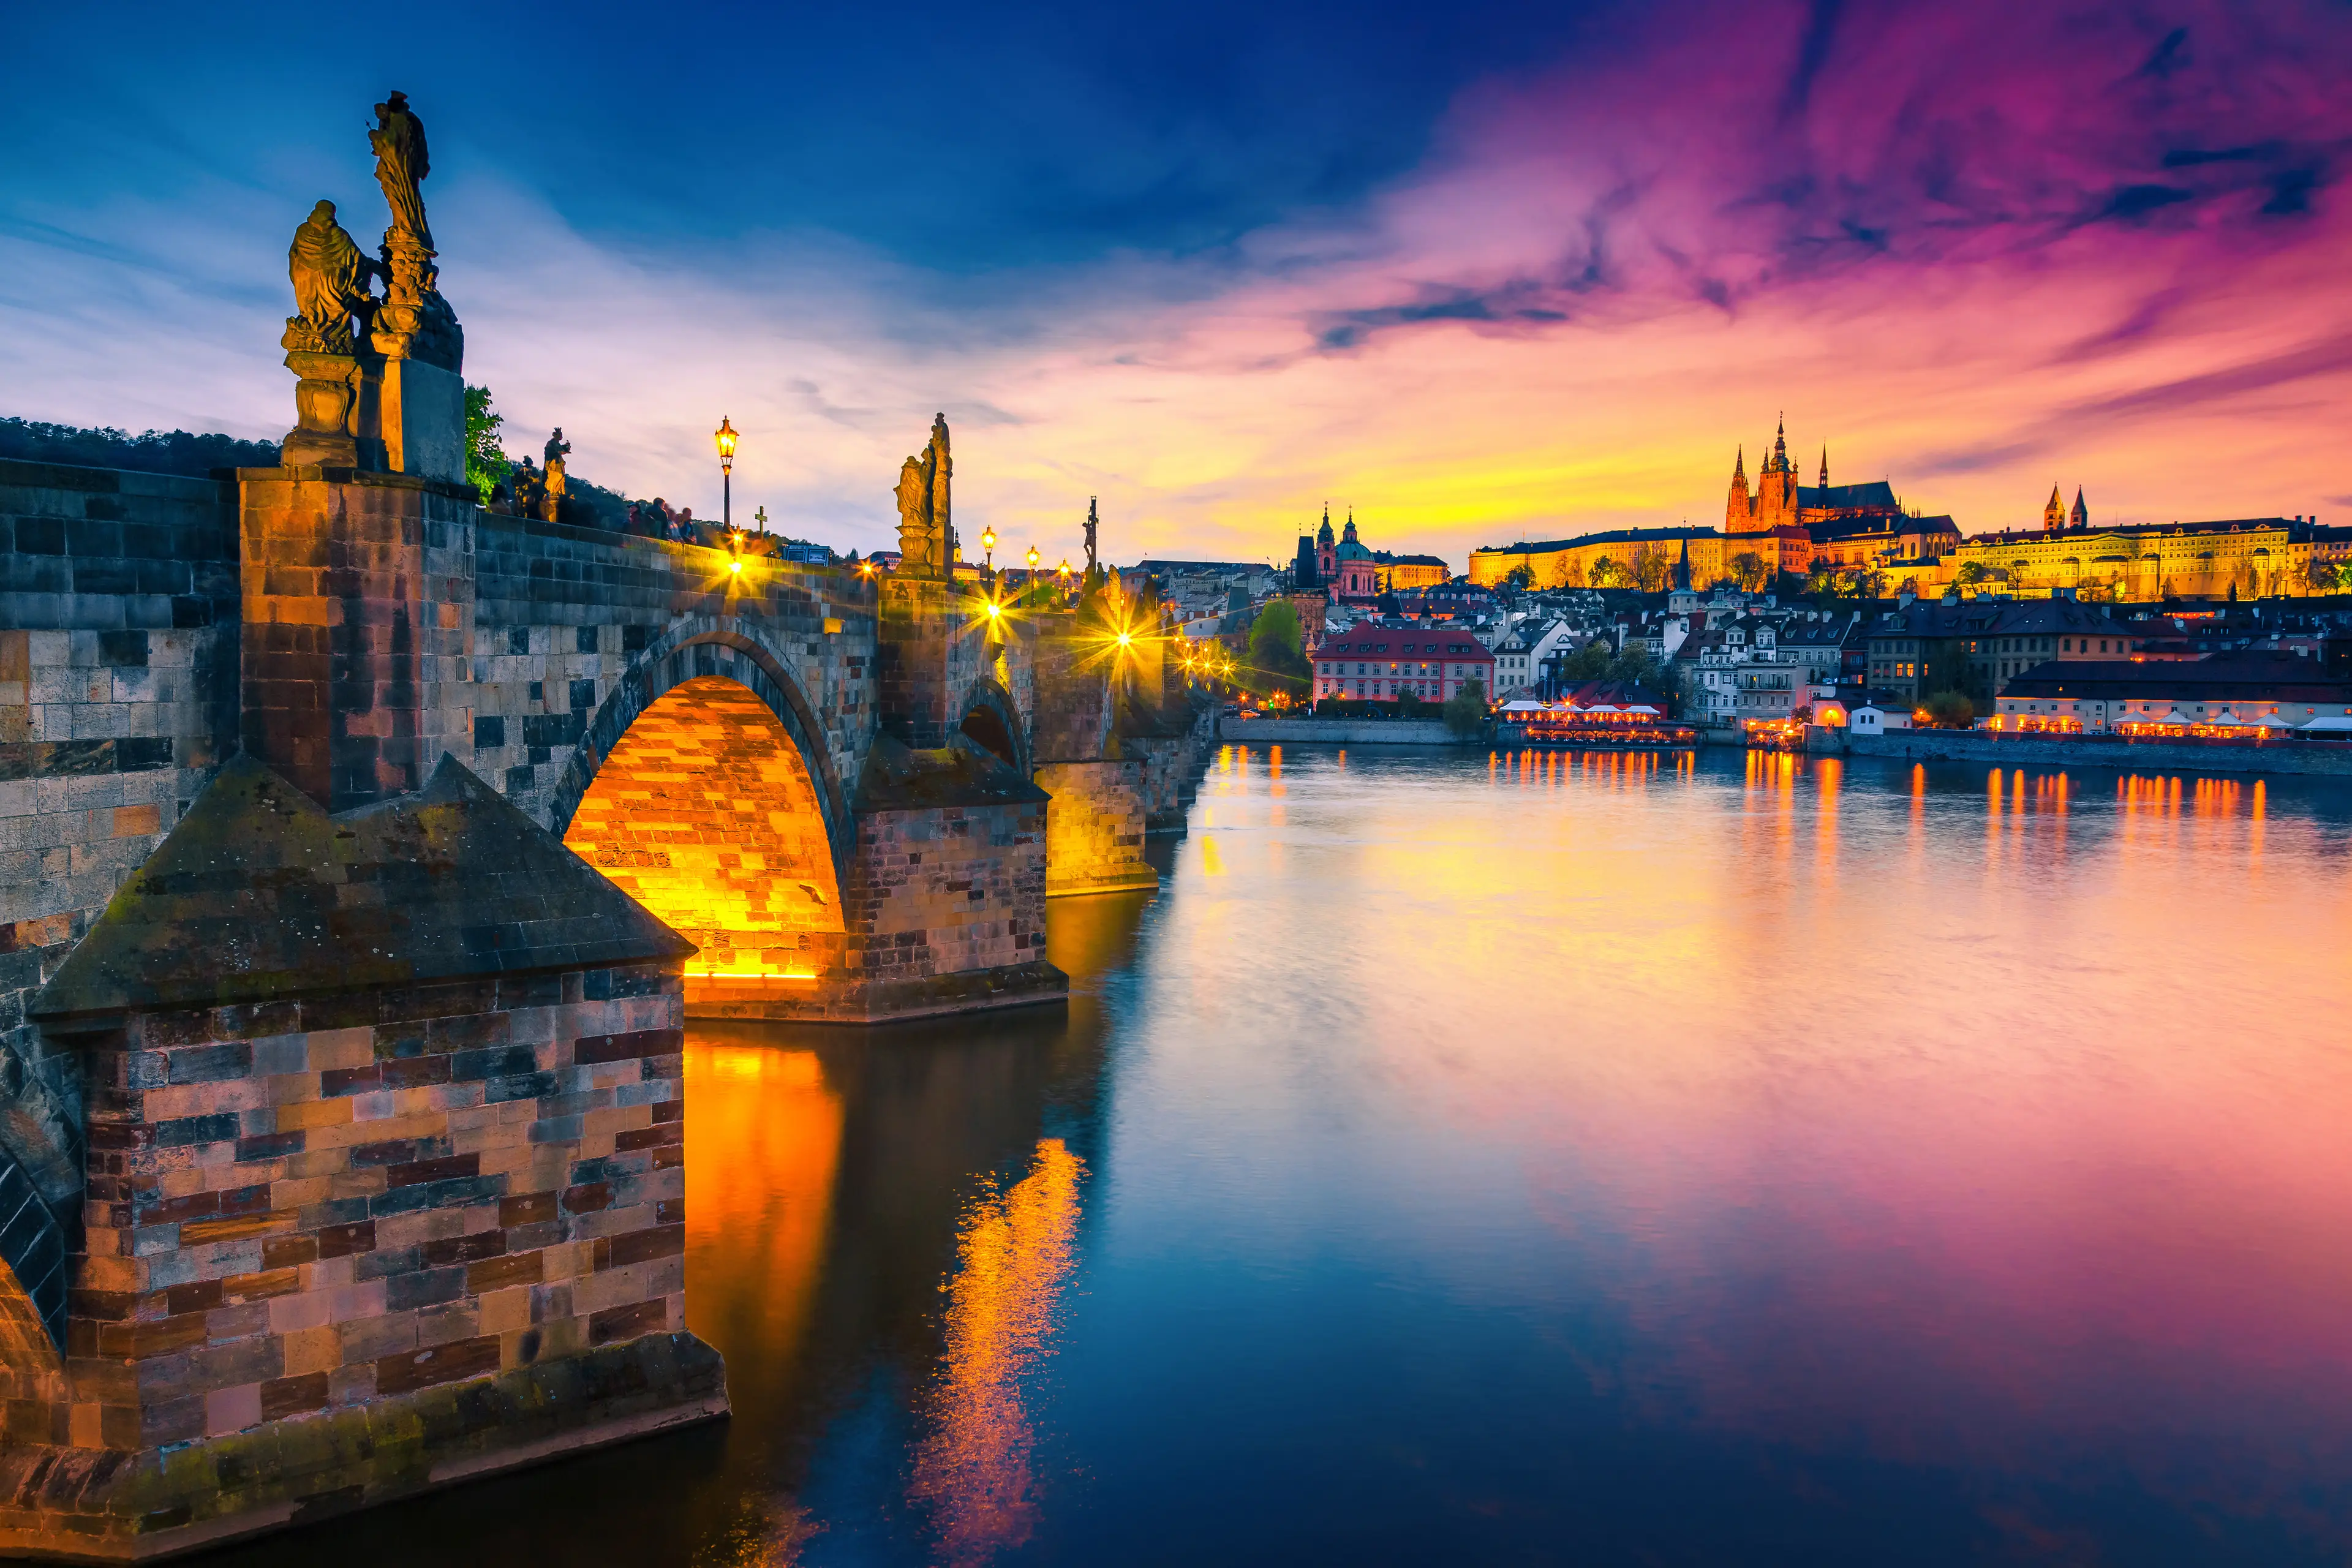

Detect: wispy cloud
4,0,2350,561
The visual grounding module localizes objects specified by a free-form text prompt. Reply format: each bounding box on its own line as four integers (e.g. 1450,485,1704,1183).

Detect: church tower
1819,445,1829,488
2043,484,2065,531
1725,446,1752,533
1755,416,1799,530
1342,509,1359,546
2070,486,2088,528
1316,503,1336,580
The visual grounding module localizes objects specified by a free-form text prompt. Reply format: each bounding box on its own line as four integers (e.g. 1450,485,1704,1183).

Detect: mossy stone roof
36,754,693,1020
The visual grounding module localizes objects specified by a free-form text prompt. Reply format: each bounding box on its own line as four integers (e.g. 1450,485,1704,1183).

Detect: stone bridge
0,453,1208,1556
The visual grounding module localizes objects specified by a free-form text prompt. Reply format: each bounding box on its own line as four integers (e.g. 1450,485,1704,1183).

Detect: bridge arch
551,619,853,992
957,677,1030,775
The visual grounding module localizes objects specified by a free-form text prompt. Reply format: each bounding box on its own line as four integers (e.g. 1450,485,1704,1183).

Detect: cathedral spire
1733,445,1746,481
1819,445,1828,488
1771,415,1788,473
2071,486,2088,528
2043,484,2065,531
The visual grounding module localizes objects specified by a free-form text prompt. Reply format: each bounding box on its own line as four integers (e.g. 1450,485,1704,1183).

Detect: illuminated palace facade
1940,489,2352,600
1468,421,1959,589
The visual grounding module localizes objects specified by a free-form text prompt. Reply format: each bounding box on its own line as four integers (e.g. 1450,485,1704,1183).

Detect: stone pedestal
236,468,475,812
359,356,466,487
18,755,724,1561
277,352,364,469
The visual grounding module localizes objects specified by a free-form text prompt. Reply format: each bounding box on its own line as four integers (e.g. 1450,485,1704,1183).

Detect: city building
1849,703,1913,734
1313,506,1449,597
1991,651,2352,733
1864,598,2147,709
1941,510,2352,601
1493,617,1575,695
1313,623,1495,701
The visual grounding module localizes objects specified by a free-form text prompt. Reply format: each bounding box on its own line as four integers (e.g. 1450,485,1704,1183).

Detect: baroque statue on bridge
541,429,570,522
282,200,380,355
894,413,956,578
366,89,462,370
369,89,433,253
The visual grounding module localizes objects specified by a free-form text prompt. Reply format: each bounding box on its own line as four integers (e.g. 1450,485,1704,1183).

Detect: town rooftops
2002,651,2352,703
1797,480,1900,511
1318,628,1491,657
1868,599,2125,639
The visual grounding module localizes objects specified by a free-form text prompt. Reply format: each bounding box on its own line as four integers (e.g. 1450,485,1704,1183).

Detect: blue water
217,745,2352,1566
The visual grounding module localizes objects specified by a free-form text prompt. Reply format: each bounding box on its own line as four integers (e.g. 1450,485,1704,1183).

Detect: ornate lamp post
714,417,737,530
981,525,997,583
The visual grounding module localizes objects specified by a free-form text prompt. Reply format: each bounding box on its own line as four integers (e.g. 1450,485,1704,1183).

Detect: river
219,745,2352,1566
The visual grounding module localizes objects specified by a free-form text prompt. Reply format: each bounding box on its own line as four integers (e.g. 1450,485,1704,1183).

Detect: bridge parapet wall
469,516,878,835
0,462,241,1245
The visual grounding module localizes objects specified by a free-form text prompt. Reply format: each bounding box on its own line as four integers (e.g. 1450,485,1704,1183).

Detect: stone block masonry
0,461,243,1316
236,467,475,812
1035,761,1157,898
61,962,700,1452
5,754,723,1559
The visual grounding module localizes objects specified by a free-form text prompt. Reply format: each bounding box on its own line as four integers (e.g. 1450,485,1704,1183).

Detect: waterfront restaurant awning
2249,712,2293,731
2296,715,2352,733
1500,699,1545,715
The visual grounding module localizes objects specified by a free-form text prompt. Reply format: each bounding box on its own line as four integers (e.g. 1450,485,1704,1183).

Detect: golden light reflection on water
685,1039,844,1395
907,1139,1086,1567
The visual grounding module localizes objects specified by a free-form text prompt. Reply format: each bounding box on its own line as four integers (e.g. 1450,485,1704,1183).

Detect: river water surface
222,745,2352,1566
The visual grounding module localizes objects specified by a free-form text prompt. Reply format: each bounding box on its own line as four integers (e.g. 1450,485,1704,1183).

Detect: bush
1443,680,1488,738
1922,689,1975,728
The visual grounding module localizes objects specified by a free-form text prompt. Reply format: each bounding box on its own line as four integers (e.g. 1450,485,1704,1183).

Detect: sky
3,0,2349,567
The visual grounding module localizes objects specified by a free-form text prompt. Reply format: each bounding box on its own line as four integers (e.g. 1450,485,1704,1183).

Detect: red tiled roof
1318,632,1491,659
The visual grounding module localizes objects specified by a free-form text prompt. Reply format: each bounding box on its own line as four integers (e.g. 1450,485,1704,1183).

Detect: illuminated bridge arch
549,620,852,992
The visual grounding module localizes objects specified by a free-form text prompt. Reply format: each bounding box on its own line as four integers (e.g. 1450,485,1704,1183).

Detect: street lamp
981,525,997,581
714,417,738,530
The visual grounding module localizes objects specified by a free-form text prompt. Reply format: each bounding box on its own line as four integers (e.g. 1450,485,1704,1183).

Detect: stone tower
2071,486,2089,527
1725,446,1751,532
2044,484,2066,530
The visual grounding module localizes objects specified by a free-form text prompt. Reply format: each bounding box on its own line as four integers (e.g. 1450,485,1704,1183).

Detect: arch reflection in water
907,1139,1086,1566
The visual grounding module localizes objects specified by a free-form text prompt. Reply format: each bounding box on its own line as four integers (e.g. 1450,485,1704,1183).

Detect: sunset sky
4,0,2348,567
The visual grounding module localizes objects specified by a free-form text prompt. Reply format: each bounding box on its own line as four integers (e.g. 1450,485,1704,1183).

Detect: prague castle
1469,420,1957,590
1469,418,2351,599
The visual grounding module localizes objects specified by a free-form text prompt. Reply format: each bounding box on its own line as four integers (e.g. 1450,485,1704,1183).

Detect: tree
1561,556,1587,589
1589,554,1623,588
1955,560,1986,586
0,417,279,477
464,385,511,504
1632,545,1670,592
1502,564,1535,590
1443,679,1487,738
1244,597,1311,701
1730,551,1768,593
1923,689,1975,728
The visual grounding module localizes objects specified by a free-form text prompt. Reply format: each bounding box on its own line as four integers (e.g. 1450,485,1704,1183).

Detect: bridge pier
9,755,725,1560
0,428,1210,1557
